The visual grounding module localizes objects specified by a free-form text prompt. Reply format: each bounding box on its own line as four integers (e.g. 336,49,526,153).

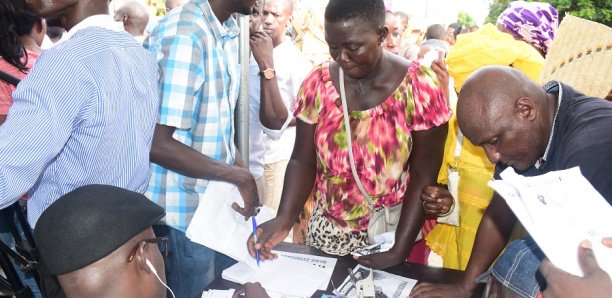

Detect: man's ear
515,97,537,121
133,241,153,274
377,26,388,44
36,19,46,35
29,19,47,47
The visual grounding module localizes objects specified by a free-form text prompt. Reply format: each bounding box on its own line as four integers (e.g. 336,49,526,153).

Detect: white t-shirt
248,39,312,178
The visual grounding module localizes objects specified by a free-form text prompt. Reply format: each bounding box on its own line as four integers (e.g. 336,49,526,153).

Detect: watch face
263,69,275,79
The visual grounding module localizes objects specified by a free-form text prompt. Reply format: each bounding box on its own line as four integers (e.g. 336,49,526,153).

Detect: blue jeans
153,225,236,298
477,237,546,298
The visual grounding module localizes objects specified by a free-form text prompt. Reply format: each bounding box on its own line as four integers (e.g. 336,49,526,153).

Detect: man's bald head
458,66,537,135
270,0,294,11
114,1,149,37
457,66,553,171
165,0,185,12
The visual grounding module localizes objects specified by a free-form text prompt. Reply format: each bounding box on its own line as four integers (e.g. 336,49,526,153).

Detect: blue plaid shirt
144,0,241,232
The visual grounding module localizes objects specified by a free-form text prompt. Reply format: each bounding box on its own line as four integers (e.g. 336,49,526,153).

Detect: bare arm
247,118,317,259
358,123,448,269
410,193,517,297
150,124,258,218
460,194,517,290
250,32,290,130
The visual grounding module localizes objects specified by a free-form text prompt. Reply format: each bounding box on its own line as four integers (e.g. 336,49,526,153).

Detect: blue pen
251,216,260,266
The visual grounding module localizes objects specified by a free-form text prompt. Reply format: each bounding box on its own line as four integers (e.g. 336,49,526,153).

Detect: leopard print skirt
306,206,369,256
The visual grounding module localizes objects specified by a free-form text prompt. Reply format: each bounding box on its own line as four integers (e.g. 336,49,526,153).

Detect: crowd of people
0,0,610,297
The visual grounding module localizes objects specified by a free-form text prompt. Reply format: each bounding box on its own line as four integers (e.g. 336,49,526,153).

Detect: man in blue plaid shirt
144,0,260,296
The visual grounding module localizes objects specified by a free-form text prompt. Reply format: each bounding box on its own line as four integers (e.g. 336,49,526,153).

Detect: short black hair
325,0,385,29
448,22,462,38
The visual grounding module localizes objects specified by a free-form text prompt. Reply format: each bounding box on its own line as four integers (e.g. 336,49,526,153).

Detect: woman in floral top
248,0,451,269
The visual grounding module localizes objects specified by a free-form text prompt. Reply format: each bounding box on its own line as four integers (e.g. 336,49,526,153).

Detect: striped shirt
144,0,241,232
0,16,159,227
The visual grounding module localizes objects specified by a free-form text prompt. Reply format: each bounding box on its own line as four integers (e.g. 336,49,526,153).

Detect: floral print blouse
293,61,451,232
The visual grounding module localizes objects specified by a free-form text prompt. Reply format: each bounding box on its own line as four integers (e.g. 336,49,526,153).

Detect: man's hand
250,31,274,70
247,217,292,260
355,248,405,269
231,168,259,220
540,239,612,298
409,282,472,298
421,185,454,216
232,282,269,298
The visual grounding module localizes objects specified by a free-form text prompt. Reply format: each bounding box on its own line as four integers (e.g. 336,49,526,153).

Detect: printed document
186,181,276,269
335,264,417,297
488,167,612,277
222,251,337,297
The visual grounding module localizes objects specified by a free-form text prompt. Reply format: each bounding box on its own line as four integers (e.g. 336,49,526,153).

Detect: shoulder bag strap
338,67,375,210
0,70,21,87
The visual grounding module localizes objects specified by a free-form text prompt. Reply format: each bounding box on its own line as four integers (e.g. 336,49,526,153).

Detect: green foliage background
486,0,612,26
146,0,167,17
458,11,476,26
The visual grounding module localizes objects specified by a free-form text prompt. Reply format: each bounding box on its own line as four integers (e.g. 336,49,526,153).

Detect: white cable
146,259,176,298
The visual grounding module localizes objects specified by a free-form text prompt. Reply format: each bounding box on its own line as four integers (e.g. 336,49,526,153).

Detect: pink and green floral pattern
293,61,451,232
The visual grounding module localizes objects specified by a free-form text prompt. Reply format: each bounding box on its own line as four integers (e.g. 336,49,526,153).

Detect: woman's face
325,18,385,79
383,14,400,55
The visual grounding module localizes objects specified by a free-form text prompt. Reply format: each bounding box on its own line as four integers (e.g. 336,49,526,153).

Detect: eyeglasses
127,237,169,262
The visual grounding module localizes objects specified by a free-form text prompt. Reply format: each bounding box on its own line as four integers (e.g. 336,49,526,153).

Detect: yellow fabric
292,0,331,66
425,106,496,270
446,24,544,92
427,27,544,270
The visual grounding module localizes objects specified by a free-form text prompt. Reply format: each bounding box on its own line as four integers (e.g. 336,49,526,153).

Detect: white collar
62,14,124,41
535,81,562,169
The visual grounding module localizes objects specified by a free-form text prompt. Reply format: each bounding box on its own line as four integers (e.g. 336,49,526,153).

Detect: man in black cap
34,184,169,298
34,185,271,298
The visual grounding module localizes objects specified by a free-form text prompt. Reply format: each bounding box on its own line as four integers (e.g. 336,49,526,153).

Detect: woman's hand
247,217,292,260
355,247,406,269
431,51,449,100
420,185,454,216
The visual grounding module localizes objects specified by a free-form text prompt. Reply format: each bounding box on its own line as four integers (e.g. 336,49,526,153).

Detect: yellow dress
425,24,544,270
446,24,544,92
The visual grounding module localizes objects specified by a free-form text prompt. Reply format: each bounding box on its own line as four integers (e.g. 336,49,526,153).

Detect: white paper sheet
185,181,276,269
201,289,235,298
221,251,336,297
489,167,612,277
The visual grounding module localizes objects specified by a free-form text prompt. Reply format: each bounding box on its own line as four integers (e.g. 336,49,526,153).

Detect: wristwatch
259,68,275,80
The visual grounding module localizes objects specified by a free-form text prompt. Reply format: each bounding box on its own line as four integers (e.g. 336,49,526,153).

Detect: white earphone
146,259,176,298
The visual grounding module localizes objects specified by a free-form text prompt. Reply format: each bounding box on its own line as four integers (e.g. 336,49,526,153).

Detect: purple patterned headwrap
497,1,559,54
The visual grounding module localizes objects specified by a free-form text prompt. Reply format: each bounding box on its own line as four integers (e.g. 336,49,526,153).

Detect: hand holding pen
247,216,291,261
